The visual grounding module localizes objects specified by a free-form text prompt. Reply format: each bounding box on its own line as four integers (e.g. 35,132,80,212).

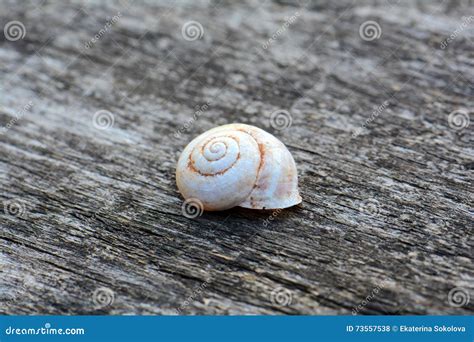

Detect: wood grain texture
0,0,473,315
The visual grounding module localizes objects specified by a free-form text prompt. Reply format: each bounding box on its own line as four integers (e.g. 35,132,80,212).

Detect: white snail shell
176,123,302,211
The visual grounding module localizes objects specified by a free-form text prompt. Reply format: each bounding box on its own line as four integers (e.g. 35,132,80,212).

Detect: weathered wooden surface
0,0,473,315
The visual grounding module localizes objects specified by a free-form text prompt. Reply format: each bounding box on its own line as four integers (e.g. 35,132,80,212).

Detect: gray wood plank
0,0,473,315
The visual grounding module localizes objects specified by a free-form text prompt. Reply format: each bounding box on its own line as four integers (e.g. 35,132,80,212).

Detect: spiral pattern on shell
4,21,26,41
190,135,242,175
176,123,302,211
359,20,382,41
177,128,262,211
181,21,204,41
